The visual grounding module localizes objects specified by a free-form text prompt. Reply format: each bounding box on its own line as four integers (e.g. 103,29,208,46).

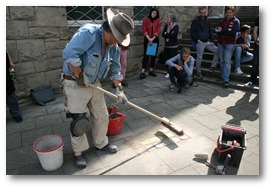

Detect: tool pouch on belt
75,73,85,86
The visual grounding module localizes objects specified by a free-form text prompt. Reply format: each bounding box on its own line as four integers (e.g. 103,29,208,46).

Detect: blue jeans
6,91,21,118
218,44,235,82
168,66,193,85
234,46,254,69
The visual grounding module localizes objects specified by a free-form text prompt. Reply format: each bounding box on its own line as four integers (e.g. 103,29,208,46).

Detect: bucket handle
216,136,237,153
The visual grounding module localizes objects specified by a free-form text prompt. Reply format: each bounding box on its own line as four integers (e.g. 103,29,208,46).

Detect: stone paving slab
6,75,259,175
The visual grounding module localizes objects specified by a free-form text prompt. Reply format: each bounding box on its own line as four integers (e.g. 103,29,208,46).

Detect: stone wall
6,6,72,103
6,6,219,103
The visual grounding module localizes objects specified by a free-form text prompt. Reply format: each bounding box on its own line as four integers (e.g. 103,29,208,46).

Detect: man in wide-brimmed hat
62,8,134,169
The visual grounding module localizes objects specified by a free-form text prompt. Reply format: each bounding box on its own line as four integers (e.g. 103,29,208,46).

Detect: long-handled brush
91,85,184,136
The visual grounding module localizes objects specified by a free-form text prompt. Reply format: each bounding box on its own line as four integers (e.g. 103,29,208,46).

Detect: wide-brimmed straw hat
107,8,134,47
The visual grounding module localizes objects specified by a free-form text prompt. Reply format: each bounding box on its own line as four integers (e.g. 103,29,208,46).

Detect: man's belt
63,74,76,80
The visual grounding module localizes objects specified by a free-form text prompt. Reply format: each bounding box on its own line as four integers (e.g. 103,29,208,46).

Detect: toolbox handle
216,136,237,153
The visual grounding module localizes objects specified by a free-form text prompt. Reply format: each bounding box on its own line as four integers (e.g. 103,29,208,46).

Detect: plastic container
33,134,64,171
217,124,247,167
107,106,126,136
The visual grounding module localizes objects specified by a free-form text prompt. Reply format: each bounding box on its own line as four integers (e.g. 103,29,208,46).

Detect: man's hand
184,56,190,65
68,63,82,78
241,44,249,50
112,80,122,88
116,86,128,105
174,64,183,71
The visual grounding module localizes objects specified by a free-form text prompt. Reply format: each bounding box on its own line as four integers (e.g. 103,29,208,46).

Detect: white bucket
33,134,64,171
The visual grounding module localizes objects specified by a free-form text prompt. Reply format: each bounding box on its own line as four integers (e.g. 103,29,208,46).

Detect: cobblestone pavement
6,74,259,175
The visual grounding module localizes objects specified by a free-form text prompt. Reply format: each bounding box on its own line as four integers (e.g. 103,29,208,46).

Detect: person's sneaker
244,81,253,87
74,155,87,169
149,71,157,77
224,82,230,88
169,84,176,91
165,73,169,78
177,83,182,94
235,67,244,75
139,72,146,79
195,74,203,80
121,80,128,87
13,115,23,123
210,67,217,72
96,143,118,153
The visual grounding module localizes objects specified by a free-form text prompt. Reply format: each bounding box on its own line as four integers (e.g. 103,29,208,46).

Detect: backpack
30,85,55,105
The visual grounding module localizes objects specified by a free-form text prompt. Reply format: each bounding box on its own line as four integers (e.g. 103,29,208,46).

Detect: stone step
155,63,258,84
199,67,259,84
199,59,254,73
153,69,259,93
178,40,256,50
188,51,254,66
180,36,255,44
196,75,259,94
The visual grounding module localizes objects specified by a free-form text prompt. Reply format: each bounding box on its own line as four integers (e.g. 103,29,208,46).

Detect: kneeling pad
70,116,90,137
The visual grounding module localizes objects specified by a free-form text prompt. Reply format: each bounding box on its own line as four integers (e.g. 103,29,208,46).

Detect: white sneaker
165,73,169,78
235,67,244,75
244,81,253,87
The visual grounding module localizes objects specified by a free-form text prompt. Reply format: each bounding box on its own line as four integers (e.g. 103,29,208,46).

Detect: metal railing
66,6,153,28
66,6,225,31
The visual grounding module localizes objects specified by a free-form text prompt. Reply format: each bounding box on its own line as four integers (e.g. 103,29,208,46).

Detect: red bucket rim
33,134,64,153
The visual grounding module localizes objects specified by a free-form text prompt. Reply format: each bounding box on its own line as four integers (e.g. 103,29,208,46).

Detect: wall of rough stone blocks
6,6,72,103
6,6,221,103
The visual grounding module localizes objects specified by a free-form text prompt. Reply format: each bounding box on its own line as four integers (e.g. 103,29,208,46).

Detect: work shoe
96,143,118,153
235,67,244,75
244,81,253,87
169,84,176,91
13,115,23,123
224,82,230,88
74,155,87,169
139,73,146,79
149,71,157,77
195,74,203,80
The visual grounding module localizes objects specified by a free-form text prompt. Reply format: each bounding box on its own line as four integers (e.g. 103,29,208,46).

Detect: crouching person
166,47,194,93
61,8,134,169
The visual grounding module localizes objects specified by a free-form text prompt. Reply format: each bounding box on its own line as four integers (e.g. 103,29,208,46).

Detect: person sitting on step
233,24,253,75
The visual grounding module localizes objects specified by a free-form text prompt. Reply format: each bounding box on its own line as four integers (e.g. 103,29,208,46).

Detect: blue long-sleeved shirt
62,24,122,83
166,54,195,76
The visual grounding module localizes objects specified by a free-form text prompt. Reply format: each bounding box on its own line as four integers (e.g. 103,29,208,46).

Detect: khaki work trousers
63,79,109,153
